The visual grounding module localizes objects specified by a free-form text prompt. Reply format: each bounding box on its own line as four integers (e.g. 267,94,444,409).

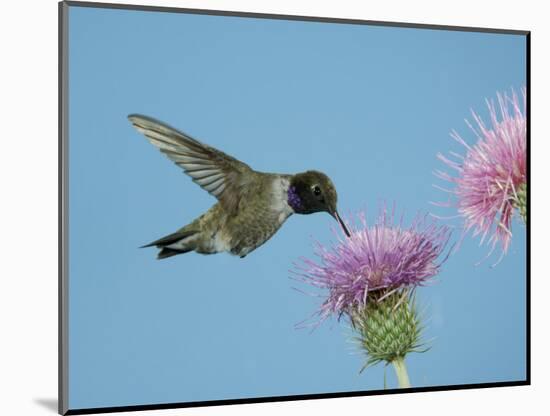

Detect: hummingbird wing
128,114,254,214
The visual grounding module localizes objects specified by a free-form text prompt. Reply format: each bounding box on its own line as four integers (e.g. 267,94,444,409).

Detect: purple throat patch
287,186,302,211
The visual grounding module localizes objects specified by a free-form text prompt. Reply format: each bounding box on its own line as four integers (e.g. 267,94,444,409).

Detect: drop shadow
34,398,58,413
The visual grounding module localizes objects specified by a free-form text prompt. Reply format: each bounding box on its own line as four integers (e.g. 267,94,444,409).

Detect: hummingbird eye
312,185,322,196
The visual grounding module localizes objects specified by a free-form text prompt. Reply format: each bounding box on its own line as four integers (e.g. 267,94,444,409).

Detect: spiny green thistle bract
516,182,527,224
351,290,426,370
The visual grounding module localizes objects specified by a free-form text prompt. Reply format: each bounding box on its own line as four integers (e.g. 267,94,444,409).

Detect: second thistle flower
436,87,527,256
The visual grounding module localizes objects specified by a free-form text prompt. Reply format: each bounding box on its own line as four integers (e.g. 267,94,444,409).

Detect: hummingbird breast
224,175,294,257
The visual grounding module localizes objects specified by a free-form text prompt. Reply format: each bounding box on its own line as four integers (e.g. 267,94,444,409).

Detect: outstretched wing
128,114,254,214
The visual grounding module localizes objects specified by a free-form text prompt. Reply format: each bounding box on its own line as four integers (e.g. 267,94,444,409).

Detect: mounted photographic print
59,1,530,414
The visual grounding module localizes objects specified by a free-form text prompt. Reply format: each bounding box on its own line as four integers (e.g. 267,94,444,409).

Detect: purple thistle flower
435,88,527,257
294,206,451,323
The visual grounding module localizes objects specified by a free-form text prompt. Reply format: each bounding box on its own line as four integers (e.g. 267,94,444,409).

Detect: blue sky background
68,5,527,410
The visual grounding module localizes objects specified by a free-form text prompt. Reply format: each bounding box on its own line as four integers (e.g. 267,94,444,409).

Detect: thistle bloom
435,88,527,256
295,206,451,322
294,205,451,387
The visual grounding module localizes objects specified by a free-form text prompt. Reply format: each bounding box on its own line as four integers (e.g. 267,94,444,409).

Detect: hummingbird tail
157,247,192,259
141,229,198,248
141,229,199,259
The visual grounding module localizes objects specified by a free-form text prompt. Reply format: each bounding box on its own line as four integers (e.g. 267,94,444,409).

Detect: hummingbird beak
331,210,351,238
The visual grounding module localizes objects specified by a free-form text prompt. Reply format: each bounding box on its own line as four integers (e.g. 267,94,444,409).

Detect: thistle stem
391,357,411,388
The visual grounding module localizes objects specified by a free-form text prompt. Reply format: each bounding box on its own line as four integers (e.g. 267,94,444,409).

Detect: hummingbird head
288,170,351,237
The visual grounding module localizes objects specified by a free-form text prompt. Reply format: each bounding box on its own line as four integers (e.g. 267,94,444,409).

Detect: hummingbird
128,114,350,259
